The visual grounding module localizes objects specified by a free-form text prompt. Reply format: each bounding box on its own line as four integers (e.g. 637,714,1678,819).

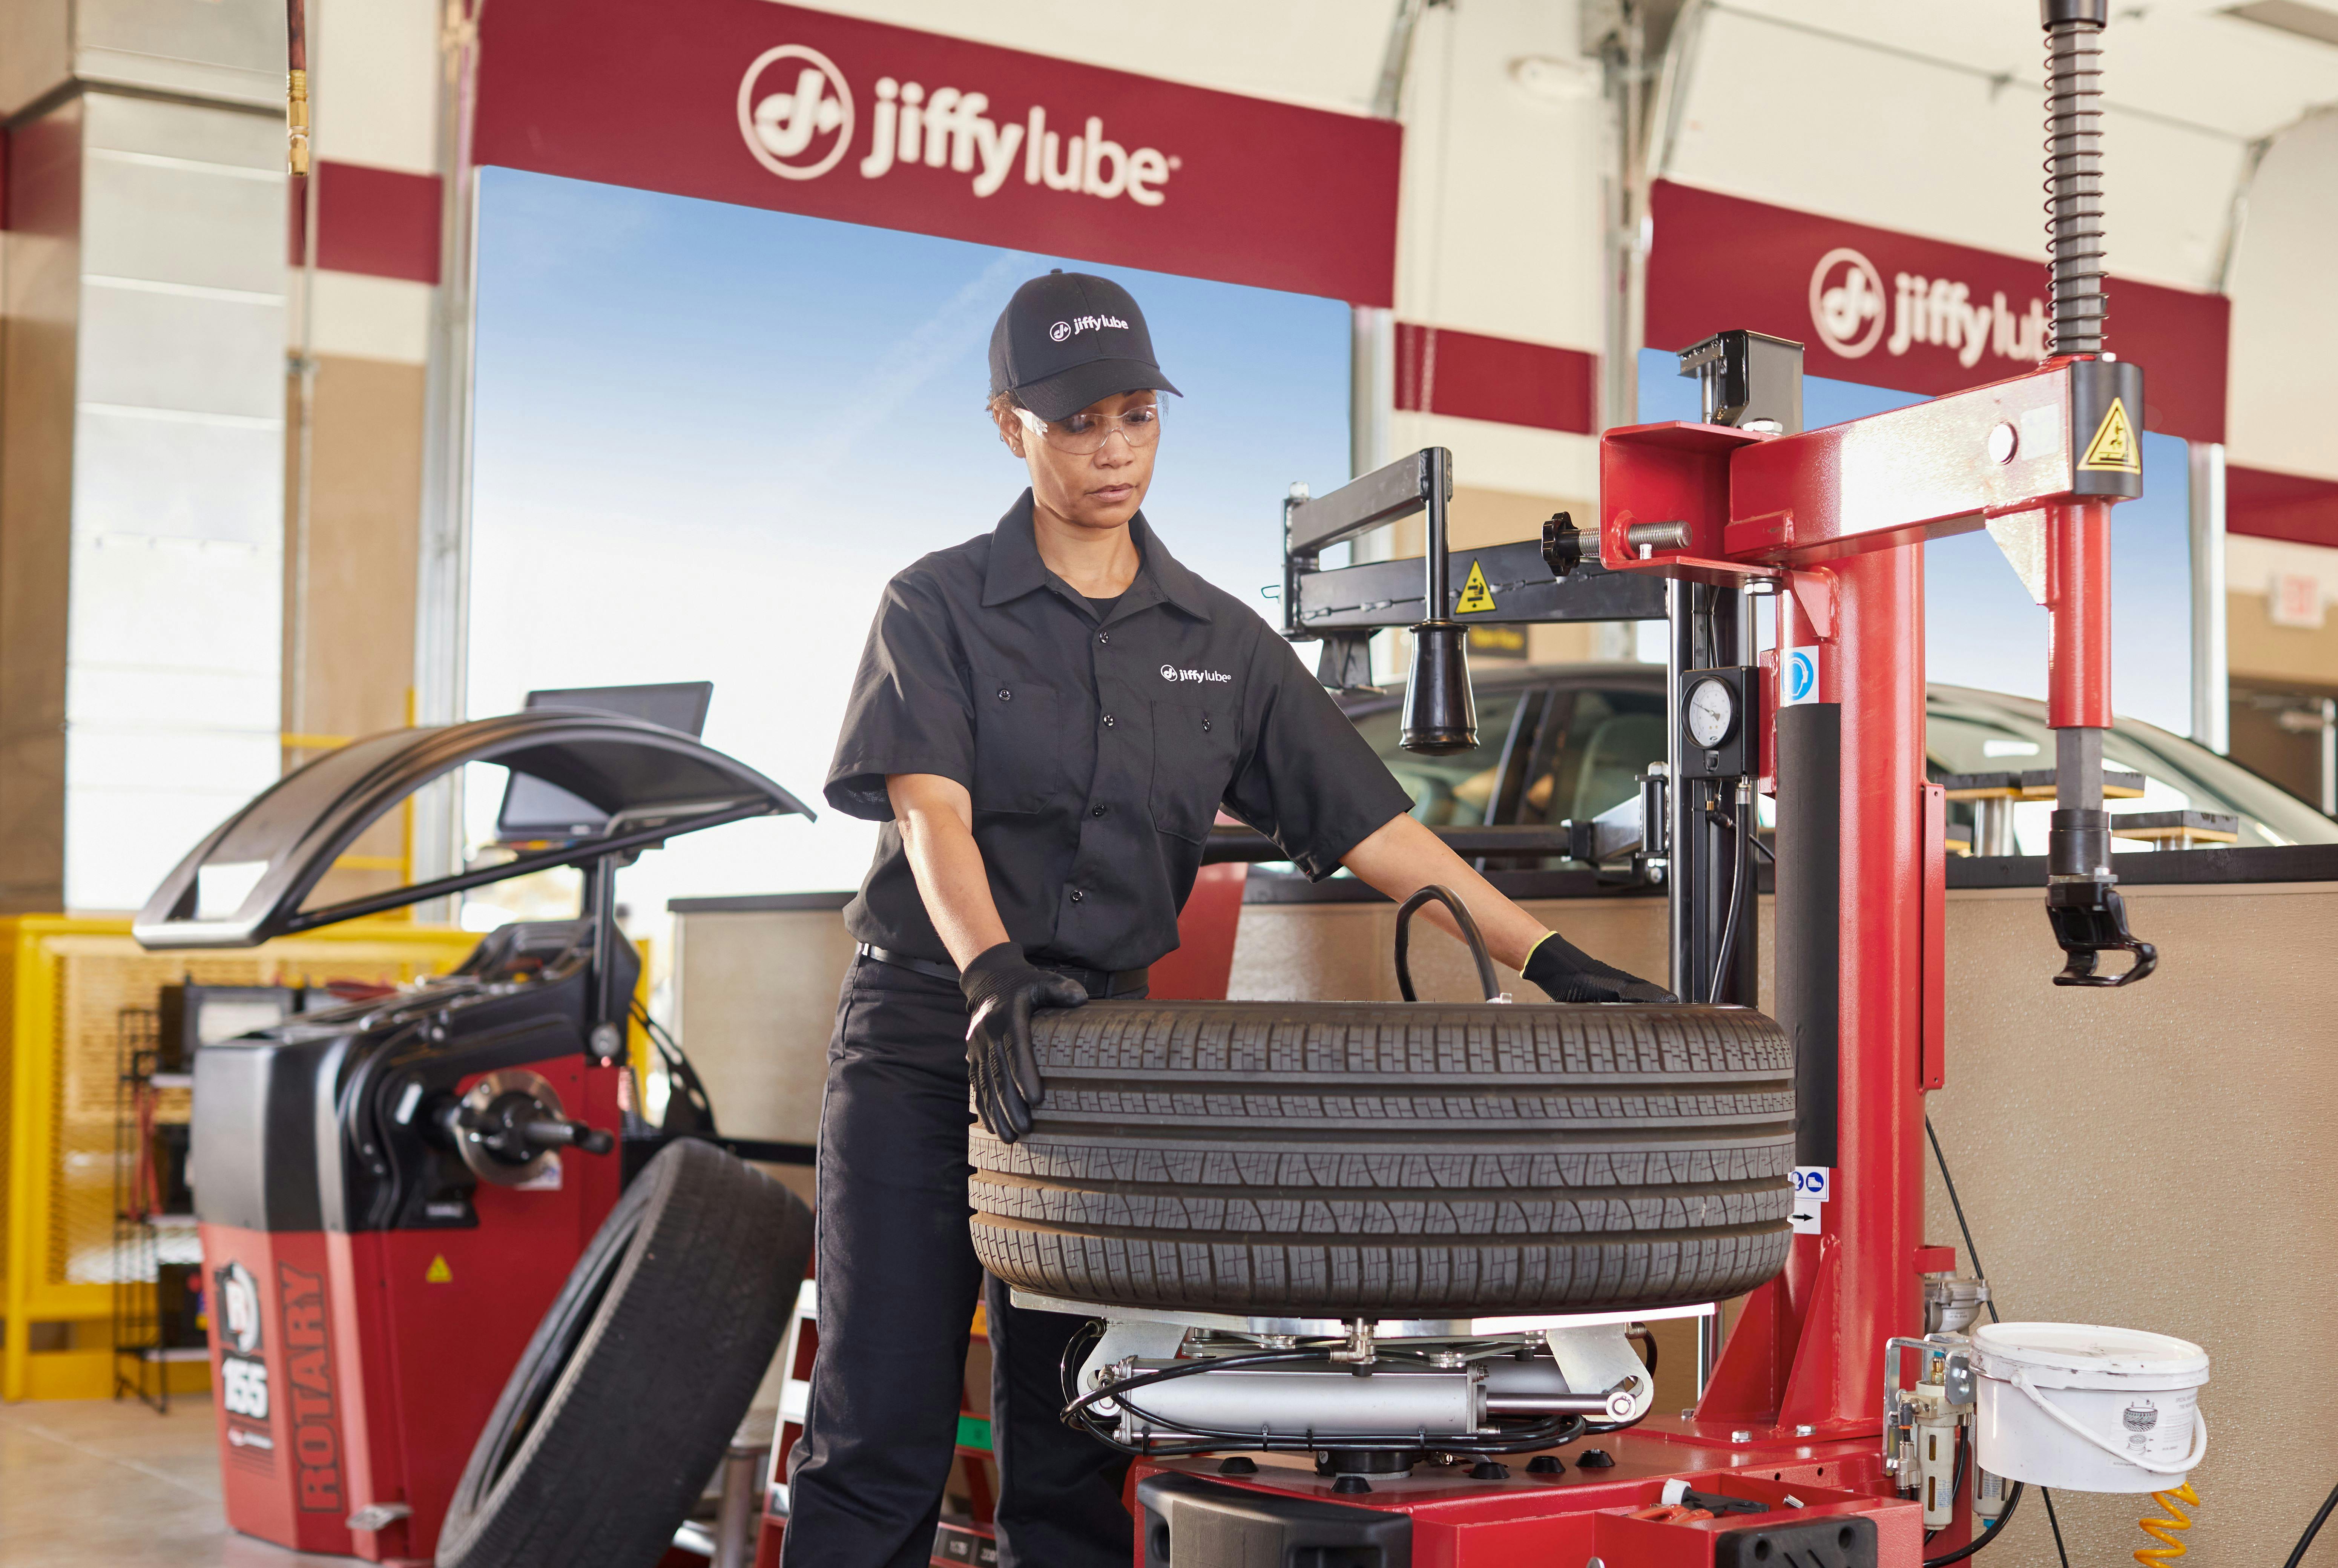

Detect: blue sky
1638,349,2194,737
466,168,1350,905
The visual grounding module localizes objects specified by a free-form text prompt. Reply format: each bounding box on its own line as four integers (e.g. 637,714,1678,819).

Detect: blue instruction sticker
1783,646,1821,706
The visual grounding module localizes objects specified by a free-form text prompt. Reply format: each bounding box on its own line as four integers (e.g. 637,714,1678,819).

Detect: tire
970,1001,1792,1318
436,1138,813,1568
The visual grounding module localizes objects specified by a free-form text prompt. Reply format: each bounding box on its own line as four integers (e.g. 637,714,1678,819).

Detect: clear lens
1019,402,1161,455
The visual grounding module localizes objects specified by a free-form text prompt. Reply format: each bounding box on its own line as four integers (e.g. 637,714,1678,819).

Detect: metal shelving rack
111,1006,206,1412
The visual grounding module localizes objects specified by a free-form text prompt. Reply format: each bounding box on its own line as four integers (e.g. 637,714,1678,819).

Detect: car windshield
1347,690,1527,826
1519,686,1669,828
1343,670,2335,852
1926,686,2338,850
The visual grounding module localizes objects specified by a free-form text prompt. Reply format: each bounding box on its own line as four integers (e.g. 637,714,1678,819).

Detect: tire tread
971,1001,1793,1316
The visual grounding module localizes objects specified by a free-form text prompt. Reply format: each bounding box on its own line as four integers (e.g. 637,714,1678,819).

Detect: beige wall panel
1929,881,2338,1566
670,907,859,1146
289,354,425,738
0,100,82,913
2227,588,2338,688
1229,893,1686,1005
0,0,71,117
311,0,440,175
1447,483,1589,552
2229,108,2338,482
284,353,426,905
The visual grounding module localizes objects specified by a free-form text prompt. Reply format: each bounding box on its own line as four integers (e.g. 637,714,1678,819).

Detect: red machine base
1134,1420,1928,1567
200,1057,622,1563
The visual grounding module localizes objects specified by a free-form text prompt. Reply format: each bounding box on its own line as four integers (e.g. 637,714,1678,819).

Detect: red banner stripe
287,161,443,285
2229,464,2338,550
1394,324,1599,436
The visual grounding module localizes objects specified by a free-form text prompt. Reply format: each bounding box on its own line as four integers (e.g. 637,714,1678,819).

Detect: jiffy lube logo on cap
738,47,1179,205
1809,245,2050,370
1051,315,1128,342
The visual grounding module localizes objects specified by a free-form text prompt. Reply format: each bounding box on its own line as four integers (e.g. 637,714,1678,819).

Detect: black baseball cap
988,270,1179,421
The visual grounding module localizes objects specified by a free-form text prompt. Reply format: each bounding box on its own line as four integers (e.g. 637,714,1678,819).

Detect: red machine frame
1130,349,2145,1565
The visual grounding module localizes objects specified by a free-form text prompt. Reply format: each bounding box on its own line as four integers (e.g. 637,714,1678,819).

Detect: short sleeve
823,572,976,821
1220,628,1414,879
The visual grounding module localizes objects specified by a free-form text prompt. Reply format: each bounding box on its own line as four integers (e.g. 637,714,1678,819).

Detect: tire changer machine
132,710,810,1562
1020,5,2208,1564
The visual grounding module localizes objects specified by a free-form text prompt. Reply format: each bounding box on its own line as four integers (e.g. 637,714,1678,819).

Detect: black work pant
781,955,1133,1568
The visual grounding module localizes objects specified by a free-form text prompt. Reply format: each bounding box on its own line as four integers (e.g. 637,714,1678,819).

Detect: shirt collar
981,490,1213,623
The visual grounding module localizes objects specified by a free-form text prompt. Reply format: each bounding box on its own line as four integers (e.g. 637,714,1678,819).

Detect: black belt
855,942,1148,999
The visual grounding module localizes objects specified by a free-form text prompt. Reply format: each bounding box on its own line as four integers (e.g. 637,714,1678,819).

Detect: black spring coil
2043,19,2106,356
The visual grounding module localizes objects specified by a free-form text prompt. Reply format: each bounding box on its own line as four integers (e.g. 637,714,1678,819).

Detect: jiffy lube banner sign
1645,181,2228,443
475,0,1402,305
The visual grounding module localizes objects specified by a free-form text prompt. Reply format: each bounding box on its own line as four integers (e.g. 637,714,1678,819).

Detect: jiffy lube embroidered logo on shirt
1160,664,1232,684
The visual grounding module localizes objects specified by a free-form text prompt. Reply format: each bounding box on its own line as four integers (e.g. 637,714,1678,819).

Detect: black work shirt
826,492,1413,972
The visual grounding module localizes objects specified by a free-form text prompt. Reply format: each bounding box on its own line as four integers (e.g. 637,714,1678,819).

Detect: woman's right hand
960,944,1088,1141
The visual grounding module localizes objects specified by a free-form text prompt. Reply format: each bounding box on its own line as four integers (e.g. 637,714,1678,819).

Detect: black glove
960,944,1087,1142
1522,931,1675,1004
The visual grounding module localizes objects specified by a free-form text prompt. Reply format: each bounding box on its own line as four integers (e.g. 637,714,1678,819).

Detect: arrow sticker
1455,559,1497,614
2078,396,2140,473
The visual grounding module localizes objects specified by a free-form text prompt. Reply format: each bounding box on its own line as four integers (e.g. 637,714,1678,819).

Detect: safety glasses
1015,401,1162,456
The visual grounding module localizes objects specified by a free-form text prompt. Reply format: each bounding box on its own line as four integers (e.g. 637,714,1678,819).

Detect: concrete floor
0,1396,341,1567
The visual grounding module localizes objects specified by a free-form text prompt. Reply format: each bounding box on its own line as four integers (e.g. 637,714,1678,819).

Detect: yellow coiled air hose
2134,1482,2200,1564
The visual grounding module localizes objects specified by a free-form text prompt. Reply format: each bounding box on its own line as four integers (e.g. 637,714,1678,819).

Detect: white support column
413,6,485,891
1350,306,1394,480
2189,440,2229,752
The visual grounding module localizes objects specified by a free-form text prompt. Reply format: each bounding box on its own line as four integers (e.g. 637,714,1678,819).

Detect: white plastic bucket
1970,1322,2208,1494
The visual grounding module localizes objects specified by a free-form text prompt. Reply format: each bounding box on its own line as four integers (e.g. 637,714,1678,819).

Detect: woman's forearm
1339,812,1552,970
885,773,1011,970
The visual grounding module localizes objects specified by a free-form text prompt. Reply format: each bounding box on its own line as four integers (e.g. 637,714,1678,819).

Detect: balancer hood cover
135,711,811,949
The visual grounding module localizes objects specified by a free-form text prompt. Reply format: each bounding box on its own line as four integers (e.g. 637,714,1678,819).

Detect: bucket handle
2007,1367,2209,1477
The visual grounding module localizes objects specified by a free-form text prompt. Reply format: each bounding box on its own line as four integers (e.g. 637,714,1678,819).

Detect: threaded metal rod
2043,17,2107,355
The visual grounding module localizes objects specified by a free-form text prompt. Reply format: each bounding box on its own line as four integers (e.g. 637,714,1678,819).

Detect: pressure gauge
1686,676,1738,749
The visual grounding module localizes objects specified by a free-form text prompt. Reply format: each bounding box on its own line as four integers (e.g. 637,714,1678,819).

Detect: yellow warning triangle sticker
425,1255,452,1284
2078,396,2140,473
1454,558,1497,614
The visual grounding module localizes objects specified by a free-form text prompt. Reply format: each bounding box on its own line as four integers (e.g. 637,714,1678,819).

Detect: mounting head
1401,623,1477,755
1677,330,1804,433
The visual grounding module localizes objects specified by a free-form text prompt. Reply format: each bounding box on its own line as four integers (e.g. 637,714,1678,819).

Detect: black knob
1541,511,1585,579
1330,1474,1372,1494
1527,1454,1565,1475
1577,1448,1616,1468
1217,1456,1257,1476
1470,1461,1510,1481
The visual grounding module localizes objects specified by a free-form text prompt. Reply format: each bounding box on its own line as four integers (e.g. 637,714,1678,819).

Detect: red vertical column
1777,586,1825,1327
1826,545,1928,1427
2048,500,2113,728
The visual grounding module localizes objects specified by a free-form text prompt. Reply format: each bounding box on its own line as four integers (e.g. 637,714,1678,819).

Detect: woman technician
785,272,1669,1568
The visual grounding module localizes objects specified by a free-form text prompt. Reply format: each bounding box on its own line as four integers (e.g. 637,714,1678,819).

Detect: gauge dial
1686,677,1737,749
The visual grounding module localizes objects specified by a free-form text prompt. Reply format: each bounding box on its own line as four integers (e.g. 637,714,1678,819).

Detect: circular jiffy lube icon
738,45,854,181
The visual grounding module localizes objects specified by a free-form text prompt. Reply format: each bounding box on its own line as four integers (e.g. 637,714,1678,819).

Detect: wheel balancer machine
1088,4,2195,1562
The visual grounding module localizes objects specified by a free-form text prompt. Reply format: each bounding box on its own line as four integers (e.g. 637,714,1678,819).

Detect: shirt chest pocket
973,676,1062,814
1149,700,1242,843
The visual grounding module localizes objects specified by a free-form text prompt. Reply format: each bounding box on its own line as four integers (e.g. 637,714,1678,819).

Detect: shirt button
1102,714,1116,728
1098,633,1111,645
1069,889,1086,903
1202,717,1213,732
997,688,1012,701
1091,804,1108,817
